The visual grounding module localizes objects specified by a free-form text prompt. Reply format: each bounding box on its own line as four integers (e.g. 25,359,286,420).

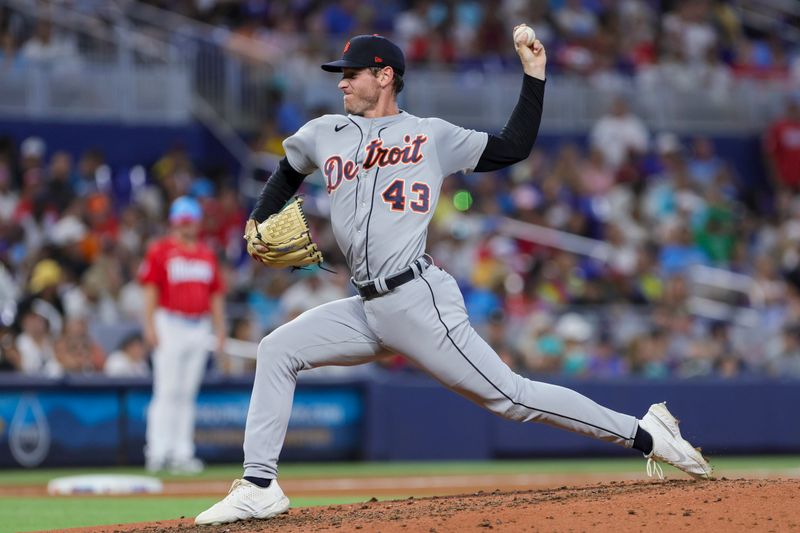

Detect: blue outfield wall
363,375,800,460
0,375,366,468
0,374,797,467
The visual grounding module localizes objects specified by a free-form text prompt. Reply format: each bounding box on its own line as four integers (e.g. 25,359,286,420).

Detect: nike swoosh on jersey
335,124,349,132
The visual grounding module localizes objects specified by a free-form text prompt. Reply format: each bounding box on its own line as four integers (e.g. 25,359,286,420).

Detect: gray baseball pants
243,265,637,479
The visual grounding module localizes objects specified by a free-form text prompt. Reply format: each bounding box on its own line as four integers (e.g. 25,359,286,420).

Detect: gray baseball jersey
284,112,485,281
242,112,638,480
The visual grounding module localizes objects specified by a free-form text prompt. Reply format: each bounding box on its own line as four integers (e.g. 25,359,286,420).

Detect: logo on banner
9,394,51,467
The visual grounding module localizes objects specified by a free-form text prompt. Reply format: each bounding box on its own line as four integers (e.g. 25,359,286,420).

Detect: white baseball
513,25,536,47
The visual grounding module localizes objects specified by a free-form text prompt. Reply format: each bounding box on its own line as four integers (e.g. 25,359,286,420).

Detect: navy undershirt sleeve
474,75,545,172
249,157,307,222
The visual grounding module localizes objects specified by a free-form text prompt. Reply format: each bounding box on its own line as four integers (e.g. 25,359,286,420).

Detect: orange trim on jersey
323,134,428,194
381,178,406,212
409,182,431,214
323,155,359,193
363,134,427,170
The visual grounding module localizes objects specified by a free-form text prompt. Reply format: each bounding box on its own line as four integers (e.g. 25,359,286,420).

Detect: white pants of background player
243,264,638,480
146,310,210,467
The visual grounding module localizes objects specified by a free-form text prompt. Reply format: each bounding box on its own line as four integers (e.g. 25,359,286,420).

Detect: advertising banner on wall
124,387,364,463
0,391,121,467
0,384,363,467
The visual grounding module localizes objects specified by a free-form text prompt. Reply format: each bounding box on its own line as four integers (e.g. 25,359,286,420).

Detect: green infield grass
1,495,371,533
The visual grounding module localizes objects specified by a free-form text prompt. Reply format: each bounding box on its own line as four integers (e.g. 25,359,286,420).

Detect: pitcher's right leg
197,296,382,526
243,296,382,480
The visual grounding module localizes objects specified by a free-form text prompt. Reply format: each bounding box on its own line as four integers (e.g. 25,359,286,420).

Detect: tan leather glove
243,197,323,268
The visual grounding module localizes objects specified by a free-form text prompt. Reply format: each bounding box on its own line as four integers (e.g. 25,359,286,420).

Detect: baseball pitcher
197,29,711,525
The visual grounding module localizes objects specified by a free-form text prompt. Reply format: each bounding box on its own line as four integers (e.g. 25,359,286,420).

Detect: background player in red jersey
764,95,800,193
138,196,226,474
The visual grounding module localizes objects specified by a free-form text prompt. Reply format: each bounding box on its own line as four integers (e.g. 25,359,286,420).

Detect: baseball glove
244,197,323,268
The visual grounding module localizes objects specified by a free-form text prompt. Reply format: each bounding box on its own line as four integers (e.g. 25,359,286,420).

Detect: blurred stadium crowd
0,0,799,381
2,0,798,84
2,92,800,381
210,0,799,88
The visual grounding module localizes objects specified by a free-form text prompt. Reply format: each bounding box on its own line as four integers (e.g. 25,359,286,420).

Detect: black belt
352,257,430,300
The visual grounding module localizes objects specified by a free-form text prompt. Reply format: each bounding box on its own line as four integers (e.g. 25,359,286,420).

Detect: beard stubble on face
343,73,380,116
344,91,379,116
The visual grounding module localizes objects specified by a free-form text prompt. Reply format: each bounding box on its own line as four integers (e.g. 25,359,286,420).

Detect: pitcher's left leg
371,267,637,446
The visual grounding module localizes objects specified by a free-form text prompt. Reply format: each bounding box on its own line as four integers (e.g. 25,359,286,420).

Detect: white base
47,474,163,495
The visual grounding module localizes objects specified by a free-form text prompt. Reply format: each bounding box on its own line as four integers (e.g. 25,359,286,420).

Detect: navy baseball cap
321,34,405,76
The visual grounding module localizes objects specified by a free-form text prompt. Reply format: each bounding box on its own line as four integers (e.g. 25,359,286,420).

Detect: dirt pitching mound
63,478,800,533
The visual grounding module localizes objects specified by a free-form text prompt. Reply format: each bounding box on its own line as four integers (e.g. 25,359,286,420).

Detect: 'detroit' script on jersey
283,112,488,281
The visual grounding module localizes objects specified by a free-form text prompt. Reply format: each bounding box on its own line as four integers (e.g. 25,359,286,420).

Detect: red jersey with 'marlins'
138,236,224,316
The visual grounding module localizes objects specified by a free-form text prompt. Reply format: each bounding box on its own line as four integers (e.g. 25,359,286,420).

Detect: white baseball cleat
195,478,290,525
638,402,712,480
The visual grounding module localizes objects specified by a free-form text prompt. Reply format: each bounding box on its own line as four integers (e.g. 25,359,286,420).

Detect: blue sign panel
0,391,120,467
124,387,363,463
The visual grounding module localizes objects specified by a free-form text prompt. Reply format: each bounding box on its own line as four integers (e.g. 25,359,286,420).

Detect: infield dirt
56,478,800,532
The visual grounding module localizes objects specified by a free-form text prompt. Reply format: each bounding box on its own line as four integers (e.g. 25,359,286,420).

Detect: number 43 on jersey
381,179,430,214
